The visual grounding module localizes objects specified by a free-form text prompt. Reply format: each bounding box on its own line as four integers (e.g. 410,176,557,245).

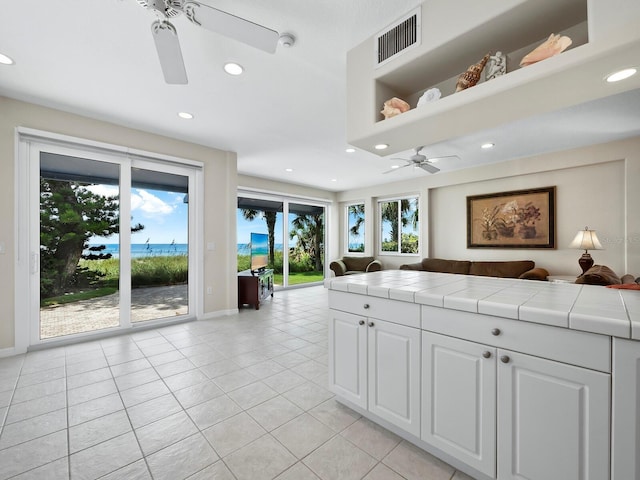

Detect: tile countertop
324,270,640,341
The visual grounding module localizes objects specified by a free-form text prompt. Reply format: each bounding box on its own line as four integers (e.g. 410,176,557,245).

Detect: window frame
345,202,366,255
378,195,421,256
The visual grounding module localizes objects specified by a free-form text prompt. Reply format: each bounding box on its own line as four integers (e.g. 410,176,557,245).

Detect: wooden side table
238,269,274,309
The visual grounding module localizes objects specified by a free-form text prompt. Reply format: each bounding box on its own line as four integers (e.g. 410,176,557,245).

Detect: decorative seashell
455,53,490,92
485,51,506,81
417,88,442,107
520,33,572,67
381,97,410,119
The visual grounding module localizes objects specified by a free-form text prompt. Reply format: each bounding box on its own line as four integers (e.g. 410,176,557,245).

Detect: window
379,196,419,254
237,194,327,288
346,203,365,253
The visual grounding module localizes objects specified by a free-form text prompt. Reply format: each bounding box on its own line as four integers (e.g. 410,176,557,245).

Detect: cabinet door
328,310,367,409
368,319,421,436
498,350,610,480
422,332,496,478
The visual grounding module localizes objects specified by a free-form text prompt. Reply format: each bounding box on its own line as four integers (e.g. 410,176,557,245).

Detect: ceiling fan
136,0,280,84
383,147,460,174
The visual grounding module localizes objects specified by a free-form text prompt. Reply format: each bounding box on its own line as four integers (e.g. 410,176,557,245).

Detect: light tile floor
0,286,475,480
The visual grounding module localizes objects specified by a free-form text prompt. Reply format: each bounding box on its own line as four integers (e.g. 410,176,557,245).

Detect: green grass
274,271,324,286
41,287,118,307
42,254,323,306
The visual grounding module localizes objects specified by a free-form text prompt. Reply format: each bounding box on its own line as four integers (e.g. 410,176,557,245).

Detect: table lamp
569,226,603,275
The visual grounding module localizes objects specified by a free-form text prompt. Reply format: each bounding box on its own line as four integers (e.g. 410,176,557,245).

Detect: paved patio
39,284,188,339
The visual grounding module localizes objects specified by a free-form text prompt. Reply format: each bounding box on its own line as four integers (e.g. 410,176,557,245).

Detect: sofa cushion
469,260,535,278
343,256,375,272
519,267,549,281
575,265,621,286
420,258,471,274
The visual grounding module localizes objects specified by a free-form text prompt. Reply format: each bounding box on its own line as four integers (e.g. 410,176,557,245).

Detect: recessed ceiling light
391,165,400,169
606,68,637,83
224,62,244,75
0,53,14,65
374,144,389,150
285,168,293,172
178,112,193,119
345,148,356,153
481,142,495,149
331,178,337,182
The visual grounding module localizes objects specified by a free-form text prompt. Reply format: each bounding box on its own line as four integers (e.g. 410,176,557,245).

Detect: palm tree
290,213,324,271
348,204,365,251
241,209,277,267
380,199,418,252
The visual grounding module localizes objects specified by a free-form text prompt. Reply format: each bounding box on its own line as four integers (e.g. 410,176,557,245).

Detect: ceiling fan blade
426,154,460,161
383,164,412,174
418,162,440,174
182,1,279,53
151,20,188,84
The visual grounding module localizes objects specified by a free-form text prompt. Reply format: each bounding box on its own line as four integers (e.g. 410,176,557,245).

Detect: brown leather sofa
399,258,549,280
330,256,382,276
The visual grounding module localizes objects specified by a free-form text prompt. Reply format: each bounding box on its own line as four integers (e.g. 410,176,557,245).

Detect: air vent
375,7,421,68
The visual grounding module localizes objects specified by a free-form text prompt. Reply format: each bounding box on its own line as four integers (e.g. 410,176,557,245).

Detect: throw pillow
606,284,640,290
575,265,621,286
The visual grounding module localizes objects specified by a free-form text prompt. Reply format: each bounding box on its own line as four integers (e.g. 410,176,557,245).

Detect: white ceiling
1,0,639,192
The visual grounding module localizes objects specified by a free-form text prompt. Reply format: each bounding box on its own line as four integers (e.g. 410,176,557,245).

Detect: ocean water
85,244,188,259
86,243,284,258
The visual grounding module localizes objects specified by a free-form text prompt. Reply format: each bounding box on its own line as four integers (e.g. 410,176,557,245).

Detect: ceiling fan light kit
384,146,460,175
139,0,280,84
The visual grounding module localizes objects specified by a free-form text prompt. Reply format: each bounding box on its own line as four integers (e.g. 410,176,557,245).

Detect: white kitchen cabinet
612,338,640,480
422,330,610,480
328,291,421,436
497,350,610,480
328,309,367,409
422,332,497,477
368,318,421,437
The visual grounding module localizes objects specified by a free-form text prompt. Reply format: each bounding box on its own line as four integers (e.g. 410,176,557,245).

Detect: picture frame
467,186,555,248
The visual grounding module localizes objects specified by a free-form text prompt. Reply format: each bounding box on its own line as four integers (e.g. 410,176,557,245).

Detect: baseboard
0,346,20,358
199,309,239,321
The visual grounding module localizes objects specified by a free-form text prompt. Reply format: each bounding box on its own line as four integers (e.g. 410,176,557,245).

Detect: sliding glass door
288,203,325,286
30,142,198,344
237,193,327,288
39,154,122,338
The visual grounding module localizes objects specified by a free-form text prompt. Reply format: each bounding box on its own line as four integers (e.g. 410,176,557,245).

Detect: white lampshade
569,227,603,251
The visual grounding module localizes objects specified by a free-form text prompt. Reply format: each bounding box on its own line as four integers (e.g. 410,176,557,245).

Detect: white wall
0,96,238,351
337,136,640,275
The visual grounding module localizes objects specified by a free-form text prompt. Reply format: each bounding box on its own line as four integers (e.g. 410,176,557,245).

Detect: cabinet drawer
329,290,420,328
422,305,611,373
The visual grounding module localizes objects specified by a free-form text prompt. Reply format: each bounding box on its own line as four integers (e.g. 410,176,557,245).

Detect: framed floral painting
467,187,556,248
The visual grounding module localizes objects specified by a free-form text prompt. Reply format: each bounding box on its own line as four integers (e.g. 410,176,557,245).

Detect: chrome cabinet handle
500,355,510,364
363,304,370,309
491,328,501,336
482,351,492,359
368,321,375,327
358,320,365,326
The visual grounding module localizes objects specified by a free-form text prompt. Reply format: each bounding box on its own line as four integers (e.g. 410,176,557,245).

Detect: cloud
85,184,119,198
131,190,175,217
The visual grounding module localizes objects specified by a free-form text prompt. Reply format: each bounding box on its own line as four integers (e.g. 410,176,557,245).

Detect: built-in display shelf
346,0,640,156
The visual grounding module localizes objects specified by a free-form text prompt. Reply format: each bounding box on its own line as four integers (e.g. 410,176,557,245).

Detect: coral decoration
381,97,410,119
520,33,572,67
455,53,490,92
417,88,442,107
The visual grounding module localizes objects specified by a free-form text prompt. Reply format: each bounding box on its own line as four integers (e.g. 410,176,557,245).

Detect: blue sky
88,185,188,244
